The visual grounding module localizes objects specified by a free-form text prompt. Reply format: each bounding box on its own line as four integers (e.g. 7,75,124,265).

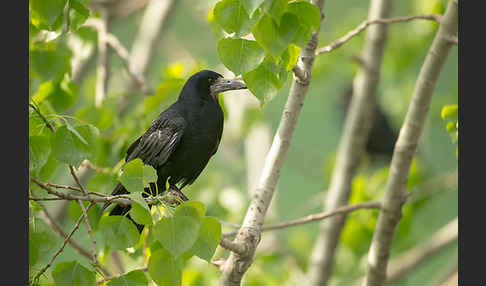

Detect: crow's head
180,70,247,102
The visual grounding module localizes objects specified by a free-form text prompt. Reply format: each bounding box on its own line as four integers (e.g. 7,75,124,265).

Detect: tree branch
386,217,458,284
222,201,381,238
315,14,441,55
218,1,326,285
32,203,95,282
307,1,393,285
30,177,178,206
363,1,458,285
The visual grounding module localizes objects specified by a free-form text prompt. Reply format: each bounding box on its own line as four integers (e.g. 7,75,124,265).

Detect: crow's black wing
126,116,186,168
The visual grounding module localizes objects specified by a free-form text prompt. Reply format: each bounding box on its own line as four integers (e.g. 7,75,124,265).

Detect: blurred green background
29,0,457,285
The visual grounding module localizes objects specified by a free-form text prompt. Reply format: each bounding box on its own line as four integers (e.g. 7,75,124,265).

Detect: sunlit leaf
217,38,265,75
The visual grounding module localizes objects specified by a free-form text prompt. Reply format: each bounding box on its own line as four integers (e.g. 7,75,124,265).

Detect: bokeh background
29,0,458,285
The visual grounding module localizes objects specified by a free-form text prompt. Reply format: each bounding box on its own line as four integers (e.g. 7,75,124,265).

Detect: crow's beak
210,78,247,96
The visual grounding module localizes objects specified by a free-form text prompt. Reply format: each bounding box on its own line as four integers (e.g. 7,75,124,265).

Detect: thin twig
29,103,55,132
83,18,153,95
32,203,95,282
69,165,88,195
222,201,381,238
315,14,441,55
78,199,98,265
46,182,107,197
81,160,111,174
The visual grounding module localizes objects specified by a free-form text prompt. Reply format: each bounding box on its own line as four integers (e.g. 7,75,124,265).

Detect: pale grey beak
210,78,247,96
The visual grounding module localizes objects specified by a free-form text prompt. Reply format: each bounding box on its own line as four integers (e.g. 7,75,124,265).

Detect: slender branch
128,0,175,89
86,11,110,107
84,17,153,94
31,178,177,206
118,0,175,116
315,14,441,55
69,165,88,195
32,203,95,282
363,1,458,285
105,33,153,94
45,182,107,197
81,159,111,174
307,1,393,285
386,218,458,284
222,201,381,238
29,103,55,132
218,1,325,285
35,199,94,262
78,199,98,265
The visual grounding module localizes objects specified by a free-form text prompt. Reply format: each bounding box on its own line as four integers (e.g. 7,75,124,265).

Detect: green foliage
29,0,67,31
153,215,201,258
217,38,265,75
189,216,222,262
52,261,96,286
29,135,51,172
129,193,153,225
214,0,252,36
99,216,140,250
440,104,458,158
50,124,100,167
213,0,320,105
119,158,158,194
148,248,183,286
107,270,148,286
242,57,288,105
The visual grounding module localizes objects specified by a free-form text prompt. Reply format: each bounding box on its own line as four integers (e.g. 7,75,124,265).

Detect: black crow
103,70,246,232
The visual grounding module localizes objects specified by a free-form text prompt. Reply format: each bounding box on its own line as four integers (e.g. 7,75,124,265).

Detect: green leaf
243,58,288,105
148,248,182,286
252,13,300,57
52,261,96,286
263,0,287,24
190,216,222,262
29,219,58,268
71,0,90,17
446,121,457,133
153,215,201,257
145,79,185,114
53,76,79,111
107,270,148,286
240,0,264,16
129,193,153,226
119,158,158,193
51,124,99,167
99,216,140,250
441,104,458,120
30,46,71,82
29,135,51,172
174,201,206,219
286,1,321,34
214,0,252,36
281,44,300,71
32,77,78,112
217,38,265,75
29,0,67,30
